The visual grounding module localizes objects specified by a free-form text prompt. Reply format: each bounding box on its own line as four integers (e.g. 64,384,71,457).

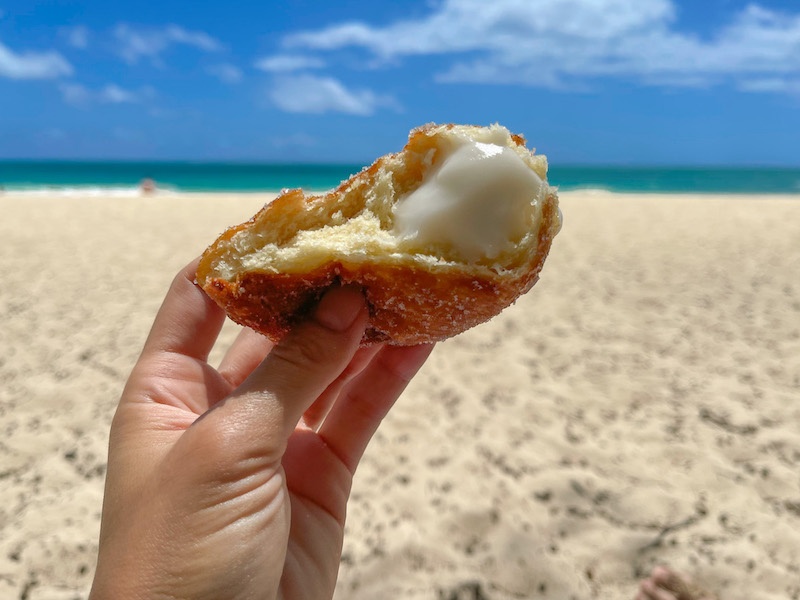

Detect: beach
1,190,799,599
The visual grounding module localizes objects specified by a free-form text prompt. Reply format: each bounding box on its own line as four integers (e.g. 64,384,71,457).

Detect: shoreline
3,164,800,197
3,187,800,200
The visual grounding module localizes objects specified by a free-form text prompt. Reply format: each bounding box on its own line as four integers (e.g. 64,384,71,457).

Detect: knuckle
271,329,335,372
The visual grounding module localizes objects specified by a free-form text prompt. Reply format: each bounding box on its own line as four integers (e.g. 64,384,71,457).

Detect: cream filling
392,138,544,263
218,130,550,280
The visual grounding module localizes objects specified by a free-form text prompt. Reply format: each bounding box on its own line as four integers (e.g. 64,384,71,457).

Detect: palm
119,347,364,599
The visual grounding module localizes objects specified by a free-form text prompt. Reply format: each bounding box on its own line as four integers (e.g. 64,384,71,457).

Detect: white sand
1,191,799,599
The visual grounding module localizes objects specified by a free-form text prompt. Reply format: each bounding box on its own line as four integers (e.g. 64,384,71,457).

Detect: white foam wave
0,185,180,197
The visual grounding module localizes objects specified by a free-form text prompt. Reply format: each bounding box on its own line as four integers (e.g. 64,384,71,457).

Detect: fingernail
314,286,365,332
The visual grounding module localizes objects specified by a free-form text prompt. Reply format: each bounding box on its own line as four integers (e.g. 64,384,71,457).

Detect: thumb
236,285,368,434
186,286,369,461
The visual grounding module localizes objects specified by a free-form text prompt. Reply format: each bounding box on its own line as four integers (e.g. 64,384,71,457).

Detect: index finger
141,258,226,362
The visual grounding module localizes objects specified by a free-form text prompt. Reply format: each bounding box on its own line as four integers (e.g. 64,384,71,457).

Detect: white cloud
60,82,156,106
207,63,243,83
100,84,141,103
164,25,221,52
282,0,800,92
288,0,676,56
0,40,73,79
59,82,91,106
254,54,325,73
114,24,223,65
269,74,398,115
62,25,90,49
738,78,800,94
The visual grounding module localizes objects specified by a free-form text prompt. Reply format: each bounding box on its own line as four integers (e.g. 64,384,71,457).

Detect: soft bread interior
205,124,556,282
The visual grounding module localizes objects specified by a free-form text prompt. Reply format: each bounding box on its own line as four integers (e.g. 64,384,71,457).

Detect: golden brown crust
197,186,560,346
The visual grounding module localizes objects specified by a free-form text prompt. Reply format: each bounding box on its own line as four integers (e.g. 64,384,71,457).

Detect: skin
636,566,718,600
90,259,434,600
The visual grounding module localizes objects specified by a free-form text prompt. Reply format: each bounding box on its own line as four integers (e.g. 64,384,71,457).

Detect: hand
90,260,434,600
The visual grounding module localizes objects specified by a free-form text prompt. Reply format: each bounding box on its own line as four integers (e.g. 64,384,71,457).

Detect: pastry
197,123,562,345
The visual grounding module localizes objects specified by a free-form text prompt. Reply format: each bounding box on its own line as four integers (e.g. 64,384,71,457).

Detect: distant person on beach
139,178,156,194
88,260,716,600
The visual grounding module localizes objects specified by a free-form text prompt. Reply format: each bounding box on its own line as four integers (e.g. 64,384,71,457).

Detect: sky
2,0,800,165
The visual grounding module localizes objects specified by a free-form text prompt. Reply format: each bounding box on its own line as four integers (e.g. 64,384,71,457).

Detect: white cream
392,138,544,263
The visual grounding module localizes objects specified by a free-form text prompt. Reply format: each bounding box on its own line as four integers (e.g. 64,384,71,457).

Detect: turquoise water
1,161,800,194
0,161,359,193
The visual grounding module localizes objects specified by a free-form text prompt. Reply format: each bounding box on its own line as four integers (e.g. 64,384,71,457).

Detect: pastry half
197,123,562,345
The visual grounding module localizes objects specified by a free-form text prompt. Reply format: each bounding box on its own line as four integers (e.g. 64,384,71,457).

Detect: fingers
204,286,368,453
141,258,226,362
217,327,274,389
649,566,701,600
318,343,434,473
301,344,383,431
637,579,678,600
636,566,702,600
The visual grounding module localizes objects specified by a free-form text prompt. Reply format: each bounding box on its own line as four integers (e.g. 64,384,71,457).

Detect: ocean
1,160,800,194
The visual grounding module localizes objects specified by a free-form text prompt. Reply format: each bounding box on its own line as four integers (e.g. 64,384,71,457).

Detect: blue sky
2,0,800,164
